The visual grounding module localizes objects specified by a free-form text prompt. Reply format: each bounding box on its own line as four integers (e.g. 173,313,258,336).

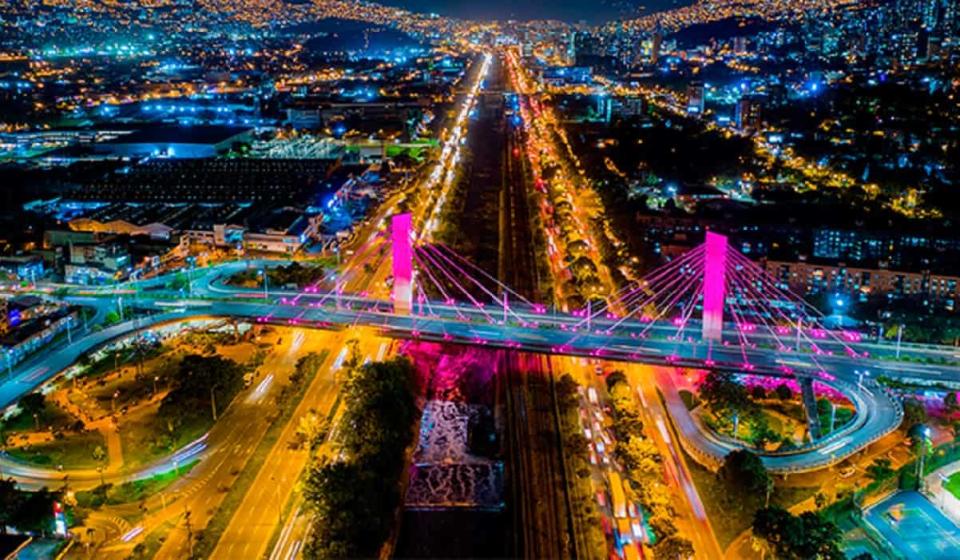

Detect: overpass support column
392,213,413,316
799,377,823,441
702,232,728,342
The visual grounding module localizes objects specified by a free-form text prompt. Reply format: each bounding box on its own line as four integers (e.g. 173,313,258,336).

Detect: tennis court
864,491,960,559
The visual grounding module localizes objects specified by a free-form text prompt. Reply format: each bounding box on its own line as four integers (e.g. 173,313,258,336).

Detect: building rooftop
100,125,253,146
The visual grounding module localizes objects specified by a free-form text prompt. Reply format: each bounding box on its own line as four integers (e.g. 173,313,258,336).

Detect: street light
916,425,932,489
258,269,268,299
896,323,904,359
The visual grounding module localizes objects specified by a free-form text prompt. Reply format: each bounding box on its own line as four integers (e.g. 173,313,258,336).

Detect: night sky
377,0,692,24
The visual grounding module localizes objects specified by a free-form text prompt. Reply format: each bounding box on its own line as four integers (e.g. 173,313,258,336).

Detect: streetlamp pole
795,317,803,352
210,386,218,421
896,324,904,359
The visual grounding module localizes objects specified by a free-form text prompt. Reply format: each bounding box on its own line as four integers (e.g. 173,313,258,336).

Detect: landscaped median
301,356,421,558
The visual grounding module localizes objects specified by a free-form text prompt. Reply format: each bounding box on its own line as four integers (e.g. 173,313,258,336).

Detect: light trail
247,374,274,404
419,52,492,242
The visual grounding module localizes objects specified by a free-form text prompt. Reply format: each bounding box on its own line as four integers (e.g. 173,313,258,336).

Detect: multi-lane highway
209,332,391,560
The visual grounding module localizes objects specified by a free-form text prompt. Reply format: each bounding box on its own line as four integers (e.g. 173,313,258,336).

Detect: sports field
945,471,960,500
864,491,960,559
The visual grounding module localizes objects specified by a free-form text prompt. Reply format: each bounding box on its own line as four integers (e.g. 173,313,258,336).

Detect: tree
103,311,121,325
303,461,385,559
649,513,678,541
618,435,662,479
291,353,324,387
753,506,803,558
556,374,579,409
816,398,832,417
751,416,778,450
946,392,959,413
774,383,793,401
699,371,752,417
721,449,772,495
302,356,421,559
169,273,189,291
795,511,843,559
0,479,22,534
18,392,45,418
753,507,843,560
903,398,928,427
654,536,694,559
751,385,766,400
11,487,57,533
605,370,628,392
295,411,327,452
159,354,244,428
339,357,419,467
814,492,828,509
865,458,895,483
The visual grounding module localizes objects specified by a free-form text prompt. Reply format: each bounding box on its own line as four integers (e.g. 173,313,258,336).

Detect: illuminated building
766,258,960,310
735,95,763,131
686,81,705,115
94,125,253,158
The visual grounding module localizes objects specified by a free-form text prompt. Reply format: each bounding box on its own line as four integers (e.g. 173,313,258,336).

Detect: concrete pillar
799,377,823,441
391,213,413,315
702,232,728,342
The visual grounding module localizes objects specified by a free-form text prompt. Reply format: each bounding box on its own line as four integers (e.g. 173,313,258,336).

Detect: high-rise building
733,36,748,54
686,81,705,115
651,31,662,64
735,95,763,131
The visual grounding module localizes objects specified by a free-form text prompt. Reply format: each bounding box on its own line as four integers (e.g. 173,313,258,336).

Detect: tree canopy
699,371,753,416
752,507,844,560
720,449,771,495
303,356,420,559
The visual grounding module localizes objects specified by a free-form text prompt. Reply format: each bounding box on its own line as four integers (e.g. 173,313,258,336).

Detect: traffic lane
151,331,342,559
209,332,383,560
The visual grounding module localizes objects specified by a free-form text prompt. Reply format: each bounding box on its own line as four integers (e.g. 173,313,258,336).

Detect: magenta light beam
702,231,728,342
392,212,413,315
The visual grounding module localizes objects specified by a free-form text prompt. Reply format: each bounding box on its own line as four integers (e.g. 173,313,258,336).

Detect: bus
623,544,642,560
617,519,633,547
609,472,627,518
